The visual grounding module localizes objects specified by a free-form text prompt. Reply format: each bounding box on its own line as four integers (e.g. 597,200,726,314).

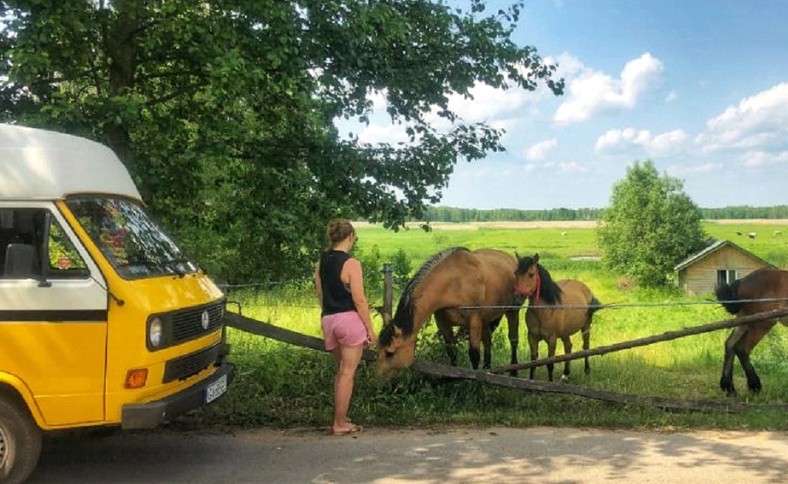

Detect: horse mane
536,263,562,305
715,279,741,315
379,247,469,345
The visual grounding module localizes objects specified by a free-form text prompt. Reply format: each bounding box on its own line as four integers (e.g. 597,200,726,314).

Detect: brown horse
376,247,525,379
715,268,788,395
513,253,601,381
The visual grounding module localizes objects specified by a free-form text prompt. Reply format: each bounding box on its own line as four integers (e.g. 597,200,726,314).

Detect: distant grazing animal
377,248,525,379
715,268,788,395
513,253,602,381
748,232,757,239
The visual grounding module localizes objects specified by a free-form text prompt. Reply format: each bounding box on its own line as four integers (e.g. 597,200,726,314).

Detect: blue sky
339,0,788,210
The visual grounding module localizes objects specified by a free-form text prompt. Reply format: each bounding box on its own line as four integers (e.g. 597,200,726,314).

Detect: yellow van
0,124,234,483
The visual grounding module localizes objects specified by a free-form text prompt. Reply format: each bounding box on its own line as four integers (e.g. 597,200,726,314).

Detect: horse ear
514,251,520,260
533,253,539,263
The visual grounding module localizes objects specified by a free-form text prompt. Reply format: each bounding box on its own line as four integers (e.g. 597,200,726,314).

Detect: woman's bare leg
332,344,363,433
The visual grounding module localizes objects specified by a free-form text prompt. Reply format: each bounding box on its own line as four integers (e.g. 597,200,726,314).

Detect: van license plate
205,374,228,404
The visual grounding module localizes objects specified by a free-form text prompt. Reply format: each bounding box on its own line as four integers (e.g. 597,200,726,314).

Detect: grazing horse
513,253,601,381
715,268,788,395
376,247,525,379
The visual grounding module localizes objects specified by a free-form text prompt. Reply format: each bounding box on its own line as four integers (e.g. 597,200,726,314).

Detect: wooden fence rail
223,308,788,413
489,306,788,374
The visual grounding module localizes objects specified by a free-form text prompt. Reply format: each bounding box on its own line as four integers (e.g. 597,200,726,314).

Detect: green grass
184,221,788,431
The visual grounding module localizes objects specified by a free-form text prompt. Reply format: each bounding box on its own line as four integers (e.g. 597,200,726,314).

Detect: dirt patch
469,221,598,229
355,220,598,230
707,219,788,225
356,219,787,230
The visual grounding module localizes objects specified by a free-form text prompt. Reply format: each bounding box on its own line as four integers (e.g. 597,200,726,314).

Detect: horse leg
561,336,572,381
467,313,484,370
482,320,494,369
720,325,746,395
435,313,458,366
546,334,558,382
736,321,776,393
582,325,591,375
527,331,540,380
505,310,520,376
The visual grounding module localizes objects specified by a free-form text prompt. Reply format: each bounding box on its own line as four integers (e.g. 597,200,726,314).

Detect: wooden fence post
382,263,393,317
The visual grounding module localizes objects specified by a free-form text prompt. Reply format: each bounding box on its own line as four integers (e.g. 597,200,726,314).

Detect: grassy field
190,220,788,431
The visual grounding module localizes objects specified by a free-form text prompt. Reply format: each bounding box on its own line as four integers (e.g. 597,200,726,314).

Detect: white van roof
0,124,142,201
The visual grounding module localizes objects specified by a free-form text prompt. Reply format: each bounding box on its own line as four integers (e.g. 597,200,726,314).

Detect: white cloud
356,123,411,145
559,161,588,173
595,128,687,156
554,53,664,125
524,138,558,161
545,52,585,80
650,130,688,155
666,162,720,176
740,150,788,167
340,80,541,145
665,90,678,103
697,82,788,153
446,83,531,123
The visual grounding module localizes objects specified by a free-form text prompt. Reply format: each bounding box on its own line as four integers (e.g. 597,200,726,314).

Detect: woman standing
314,219,377,435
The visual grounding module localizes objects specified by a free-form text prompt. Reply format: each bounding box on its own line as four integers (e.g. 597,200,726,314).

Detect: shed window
717,269,737,286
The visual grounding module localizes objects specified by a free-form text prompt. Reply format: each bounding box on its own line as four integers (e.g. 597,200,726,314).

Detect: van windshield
66,197,198,280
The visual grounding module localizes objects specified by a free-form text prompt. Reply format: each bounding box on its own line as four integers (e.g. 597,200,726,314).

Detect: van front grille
163,342,221,383
170,302,224,345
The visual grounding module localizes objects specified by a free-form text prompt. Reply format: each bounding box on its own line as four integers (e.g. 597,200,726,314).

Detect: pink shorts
321,311,367,351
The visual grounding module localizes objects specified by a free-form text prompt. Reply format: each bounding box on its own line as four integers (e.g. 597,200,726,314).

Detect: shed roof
0,124,141,201
674,239,775,271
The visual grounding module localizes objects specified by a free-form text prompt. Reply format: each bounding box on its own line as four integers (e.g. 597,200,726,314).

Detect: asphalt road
28,425,788,483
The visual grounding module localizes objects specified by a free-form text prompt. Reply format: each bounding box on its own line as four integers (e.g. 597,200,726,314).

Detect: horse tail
588,296,603,318
716,279,742,315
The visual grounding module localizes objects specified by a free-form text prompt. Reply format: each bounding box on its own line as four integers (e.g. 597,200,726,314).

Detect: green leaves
597,160,707,287
1,0,562,283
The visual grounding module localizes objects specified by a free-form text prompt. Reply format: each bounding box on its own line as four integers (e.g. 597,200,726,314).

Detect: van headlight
149,317,163,347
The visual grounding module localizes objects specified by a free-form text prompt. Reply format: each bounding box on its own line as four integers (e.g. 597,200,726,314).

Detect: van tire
0,396,42,484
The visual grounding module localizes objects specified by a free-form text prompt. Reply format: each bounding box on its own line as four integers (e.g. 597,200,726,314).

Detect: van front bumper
121,363,235,429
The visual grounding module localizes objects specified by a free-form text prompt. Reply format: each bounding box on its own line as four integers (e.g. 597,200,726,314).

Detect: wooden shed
674,239,775,296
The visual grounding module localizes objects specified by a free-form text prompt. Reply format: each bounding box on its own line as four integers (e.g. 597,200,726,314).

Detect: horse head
376,318,417,380
513,252,540,297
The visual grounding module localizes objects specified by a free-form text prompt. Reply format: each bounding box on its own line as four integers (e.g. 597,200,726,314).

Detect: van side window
48,220,88,277
0,208,87,279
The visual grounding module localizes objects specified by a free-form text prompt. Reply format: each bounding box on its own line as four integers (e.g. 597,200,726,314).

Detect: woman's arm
342,258,377,345
313,262,323,306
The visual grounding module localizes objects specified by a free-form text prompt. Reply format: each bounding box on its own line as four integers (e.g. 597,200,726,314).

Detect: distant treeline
424,205,788,222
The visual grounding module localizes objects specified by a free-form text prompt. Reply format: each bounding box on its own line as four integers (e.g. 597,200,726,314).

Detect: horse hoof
560,375,569,383
719,378,734,394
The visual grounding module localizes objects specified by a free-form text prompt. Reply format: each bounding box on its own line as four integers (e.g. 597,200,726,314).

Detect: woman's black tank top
319,250,356,316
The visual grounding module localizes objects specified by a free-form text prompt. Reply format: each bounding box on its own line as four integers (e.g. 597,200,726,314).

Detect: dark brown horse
715,268,788,395
376,247,525,379
513,253,601,381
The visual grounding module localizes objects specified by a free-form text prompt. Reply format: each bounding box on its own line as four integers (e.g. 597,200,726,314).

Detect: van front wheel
0,396,42,484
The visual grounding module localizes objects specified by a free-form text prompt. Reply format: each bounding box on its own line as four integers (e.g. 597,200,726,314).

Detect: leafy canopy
0,0,562,283
597,160,707,287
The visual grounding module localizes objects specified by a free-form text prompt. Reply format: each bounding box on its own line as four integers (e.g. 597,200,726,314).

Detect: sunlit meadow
190,221,787,431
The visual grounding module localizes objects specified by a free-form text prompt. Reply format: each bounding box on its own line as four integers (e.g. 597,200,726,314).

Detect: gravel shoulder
29,425,788,483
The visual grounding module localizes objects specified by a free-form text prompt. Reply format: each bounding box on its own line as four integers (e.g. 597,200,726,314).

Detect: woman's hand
366,329,378,347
